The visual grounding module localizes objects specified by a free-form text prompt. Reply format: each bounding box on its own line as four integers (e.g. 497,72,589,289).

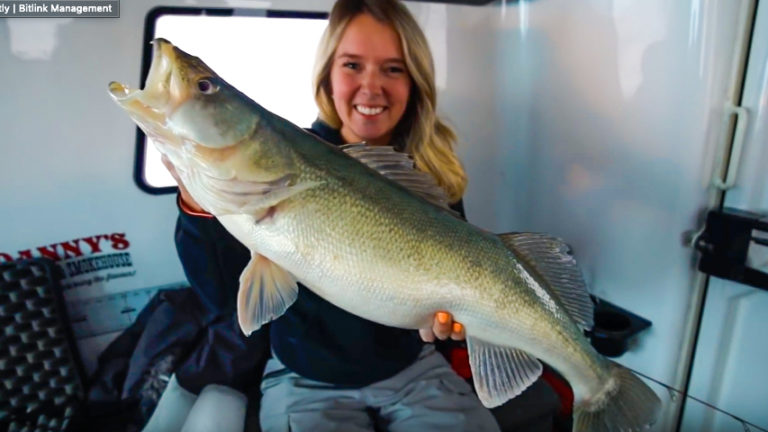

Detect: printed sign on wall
0,232,137,292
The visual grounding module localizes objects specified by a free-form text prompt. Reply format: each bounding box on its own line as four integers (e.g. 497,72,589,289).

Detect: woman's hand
419,311,465,342
161,154,205,213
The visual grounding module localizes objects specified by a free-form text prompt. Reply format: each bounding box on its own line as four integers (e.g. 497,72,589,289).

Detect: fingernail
452,322,462,333
437,312,449,324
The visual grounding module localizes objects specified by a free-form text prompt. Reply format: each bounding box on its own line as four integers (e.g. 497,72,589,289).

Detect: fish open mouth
108,38,252,184
108,38,178,123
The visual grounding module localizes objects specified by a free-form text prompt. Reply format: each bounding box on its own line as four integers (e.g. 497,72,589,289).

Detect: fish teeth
356,105,384,115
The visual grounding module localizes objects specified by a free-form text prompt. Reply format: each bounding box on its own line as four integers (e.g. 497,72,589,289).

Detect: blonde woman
157,0,500,431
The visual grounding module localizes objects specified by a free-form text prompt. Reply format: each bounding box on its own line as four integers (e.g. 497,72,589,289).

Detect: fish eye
197,78,217,94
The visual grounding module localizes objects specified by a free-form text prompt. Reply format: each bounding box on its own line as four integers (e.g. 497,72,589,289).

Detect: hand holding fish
420,311,465,342
161,154,205,214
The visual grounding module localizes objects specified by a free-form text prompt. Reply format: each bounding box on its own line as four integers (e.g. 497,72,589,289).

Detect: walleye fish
109,39,660,431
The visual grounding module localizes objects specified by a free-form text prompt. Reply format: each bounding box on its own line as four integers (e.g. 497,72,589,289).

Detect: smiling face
330,13,412,147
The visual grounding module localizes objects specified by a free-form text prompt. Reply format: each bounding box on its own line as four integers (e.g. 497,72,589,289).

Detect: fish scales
248,136,595,379
109,38,661,431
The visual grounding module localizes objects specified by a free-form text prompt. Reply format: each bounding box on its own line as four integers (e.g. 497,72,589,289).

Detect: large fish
108,39,660,431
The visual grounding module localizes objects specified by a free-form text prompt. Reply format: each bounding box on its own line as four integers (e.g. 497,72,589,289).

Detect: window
136,8,328,193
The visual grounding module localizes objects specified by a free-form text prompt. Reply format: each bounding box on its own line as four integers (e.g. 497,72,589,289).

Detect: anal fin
467,337,543,408
237,252,298,336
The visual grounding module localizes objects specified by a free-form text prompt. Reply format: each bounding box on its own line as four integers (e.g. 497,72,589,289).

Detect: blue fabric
80,288,269,429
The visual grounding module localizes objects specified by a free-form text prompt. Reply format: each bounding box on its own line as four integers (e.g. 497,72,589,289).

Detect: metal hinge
694,208,768,290
713,104,749,190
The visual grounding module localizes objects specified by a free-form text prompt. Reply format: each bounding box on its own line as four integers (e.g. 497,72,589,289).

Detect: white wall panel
433,0,748,391
682,1,768,429
418,3,752,429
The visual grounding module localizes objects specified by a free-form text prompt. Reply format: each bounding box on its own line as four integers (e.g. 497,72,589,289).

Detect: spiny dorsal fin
498,233,594,331
467,337,543,408
340,143,452,210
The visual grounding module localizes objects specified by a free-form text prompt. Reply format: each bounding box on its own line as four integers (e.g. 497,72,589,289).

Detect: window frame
133,7,329,195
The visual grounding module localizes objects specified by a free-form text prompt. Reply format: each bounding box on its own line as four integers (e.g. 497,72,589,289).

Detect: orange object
177,194,214,219
437,312,450,324
452,322,463,334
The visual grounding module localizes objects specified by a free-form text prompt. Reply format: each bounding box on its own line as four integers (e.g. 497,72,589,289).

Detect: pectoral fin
467,336,542,408
237,252,298,336
187,166,322,217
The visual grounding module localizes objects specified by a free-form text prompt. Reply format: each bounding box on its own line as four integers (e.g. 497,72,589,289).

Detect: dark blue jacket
175,119,465,386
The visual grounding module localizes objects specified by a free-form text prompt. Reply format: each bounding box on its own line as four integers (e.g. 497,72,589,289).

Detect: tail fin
574,362,661,432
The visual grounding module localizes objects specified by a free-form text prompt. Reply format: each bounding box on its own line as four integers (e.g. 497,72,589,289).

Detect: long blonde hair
313,0,467,202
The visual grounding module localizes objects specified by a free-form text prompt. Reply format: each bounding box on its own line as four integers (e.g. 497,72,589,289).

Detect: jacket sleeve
173,196,251,316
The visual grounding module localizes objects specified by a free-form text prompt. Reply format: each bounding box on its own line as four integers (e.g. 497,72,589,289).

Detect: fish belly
218,212,442,329
219,204,608,402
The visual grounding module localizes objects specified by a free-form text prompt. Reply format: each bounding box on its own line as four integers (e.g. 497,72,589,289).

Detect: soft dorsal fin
340,144,452,210
467,337,542,408
498,233,594,331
